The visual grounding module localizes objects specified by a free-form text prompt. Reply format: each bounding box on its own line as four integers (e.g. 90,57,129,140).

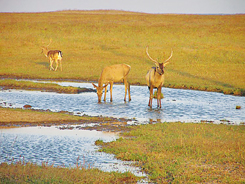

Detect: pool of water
0,126,145,176
0,81,244,124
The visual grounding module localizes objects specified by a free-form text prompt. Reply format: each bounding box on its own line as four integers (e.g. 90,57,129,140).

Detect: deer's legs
110,82,113,102
104,85,107,101
157,87,162,108
148,86,153,108
49,59,54,70
124,79,128,102
123,78,131,102
128,82,131,101
55,60,58,71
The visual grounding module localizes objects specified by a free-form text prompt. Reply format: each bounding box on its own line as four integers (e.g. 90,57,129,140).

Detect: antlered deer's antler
146,46,158,66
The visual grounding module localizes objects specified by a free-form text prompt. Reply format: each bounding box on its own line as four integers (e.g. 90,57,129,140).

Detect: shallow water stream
1,81,244,124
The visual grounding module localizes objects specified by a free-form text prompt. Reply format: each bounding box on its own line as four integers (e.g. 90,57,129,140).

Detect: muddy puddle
0,81,244,124
0,126,145,177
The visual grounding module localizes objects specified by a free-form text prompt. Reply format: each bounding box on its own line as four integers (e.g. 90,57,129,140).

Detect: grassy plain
0,11,244,95
97,122,245,183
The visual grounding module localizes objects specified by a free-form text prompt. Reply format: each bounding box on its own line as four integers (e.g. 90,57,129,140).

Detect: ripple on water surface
0,126,145,177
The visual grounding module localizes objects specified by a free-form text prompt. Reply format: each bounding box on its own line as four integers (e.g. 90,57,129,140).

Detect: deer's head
92,83,109,103
146,46,173,75
41,39,52,57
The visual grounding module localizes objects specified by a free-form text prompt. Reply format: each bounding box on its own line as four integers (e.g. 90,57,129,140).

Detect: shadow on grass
37,62,49,69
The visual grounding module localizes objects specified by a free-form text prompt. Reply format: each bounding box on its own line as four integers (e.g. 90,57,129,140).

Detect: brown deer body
41,40,63,71
145,46,173,108
92,64,131,103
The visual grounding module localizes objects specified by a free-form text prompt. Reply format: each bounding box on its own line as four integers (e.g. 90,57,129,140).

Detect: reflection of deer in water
41,39,63,71
92,64,131,103
145,46,173,108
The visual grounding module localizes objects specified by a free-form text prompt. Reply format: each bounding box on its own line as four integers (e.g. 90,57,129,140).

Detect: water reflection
0,81,244,124
0,126,145,176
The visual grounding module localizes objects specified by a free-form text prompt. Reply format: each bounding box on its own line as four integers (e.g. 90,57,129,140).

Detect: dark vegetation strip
0,107,131,128
0,79,95,94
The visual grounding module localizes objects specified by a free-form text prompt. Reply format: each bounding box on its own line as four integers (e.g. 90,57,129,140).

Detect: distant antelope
41,39,63,71
92,64,131,103
145,46,173,108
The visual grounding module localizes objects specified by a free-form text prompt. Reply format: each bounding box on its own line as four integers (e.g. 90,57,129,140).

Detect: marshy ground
1,107,245,183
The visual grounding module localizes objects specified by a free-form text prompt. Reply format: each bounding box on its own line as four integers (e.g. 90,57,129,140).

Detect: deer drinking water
41,39,63,71
145,46,173,108
92,64,131,103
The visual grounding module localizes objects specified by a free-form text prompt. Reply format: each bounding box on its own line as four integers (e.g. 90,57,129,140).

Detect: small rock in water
236,106,241,109
23,104,32,109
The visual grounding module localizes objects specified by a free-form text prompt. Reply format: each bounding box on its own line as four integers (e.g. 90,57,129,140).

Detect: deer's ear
92,83,98,89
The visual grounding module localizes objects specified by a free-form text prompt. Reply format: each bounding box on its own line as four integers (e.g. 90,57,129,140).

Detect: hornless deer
92,64,131,103
41,39,63,71
145,46,173,108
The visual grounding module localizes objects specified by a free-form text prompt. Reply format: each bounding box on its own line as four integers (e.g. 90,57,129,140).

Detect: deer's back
47,50,62,60
101,64,130,82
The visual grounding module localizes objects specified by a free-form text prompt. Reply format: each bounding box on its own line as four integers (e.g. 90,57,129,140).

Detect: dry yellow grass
0,11,244,95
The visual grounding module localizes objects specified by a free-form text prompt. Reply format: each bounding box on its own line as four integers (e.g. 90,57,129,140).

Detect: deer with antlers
92,64,131,103
145,46,173,108
41,39,63,71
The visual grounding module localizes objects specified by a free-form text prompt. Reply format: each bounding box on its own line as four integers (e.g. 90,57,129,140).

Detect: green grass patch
0,11,244,95
96,122,245,183
0,161,139,184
